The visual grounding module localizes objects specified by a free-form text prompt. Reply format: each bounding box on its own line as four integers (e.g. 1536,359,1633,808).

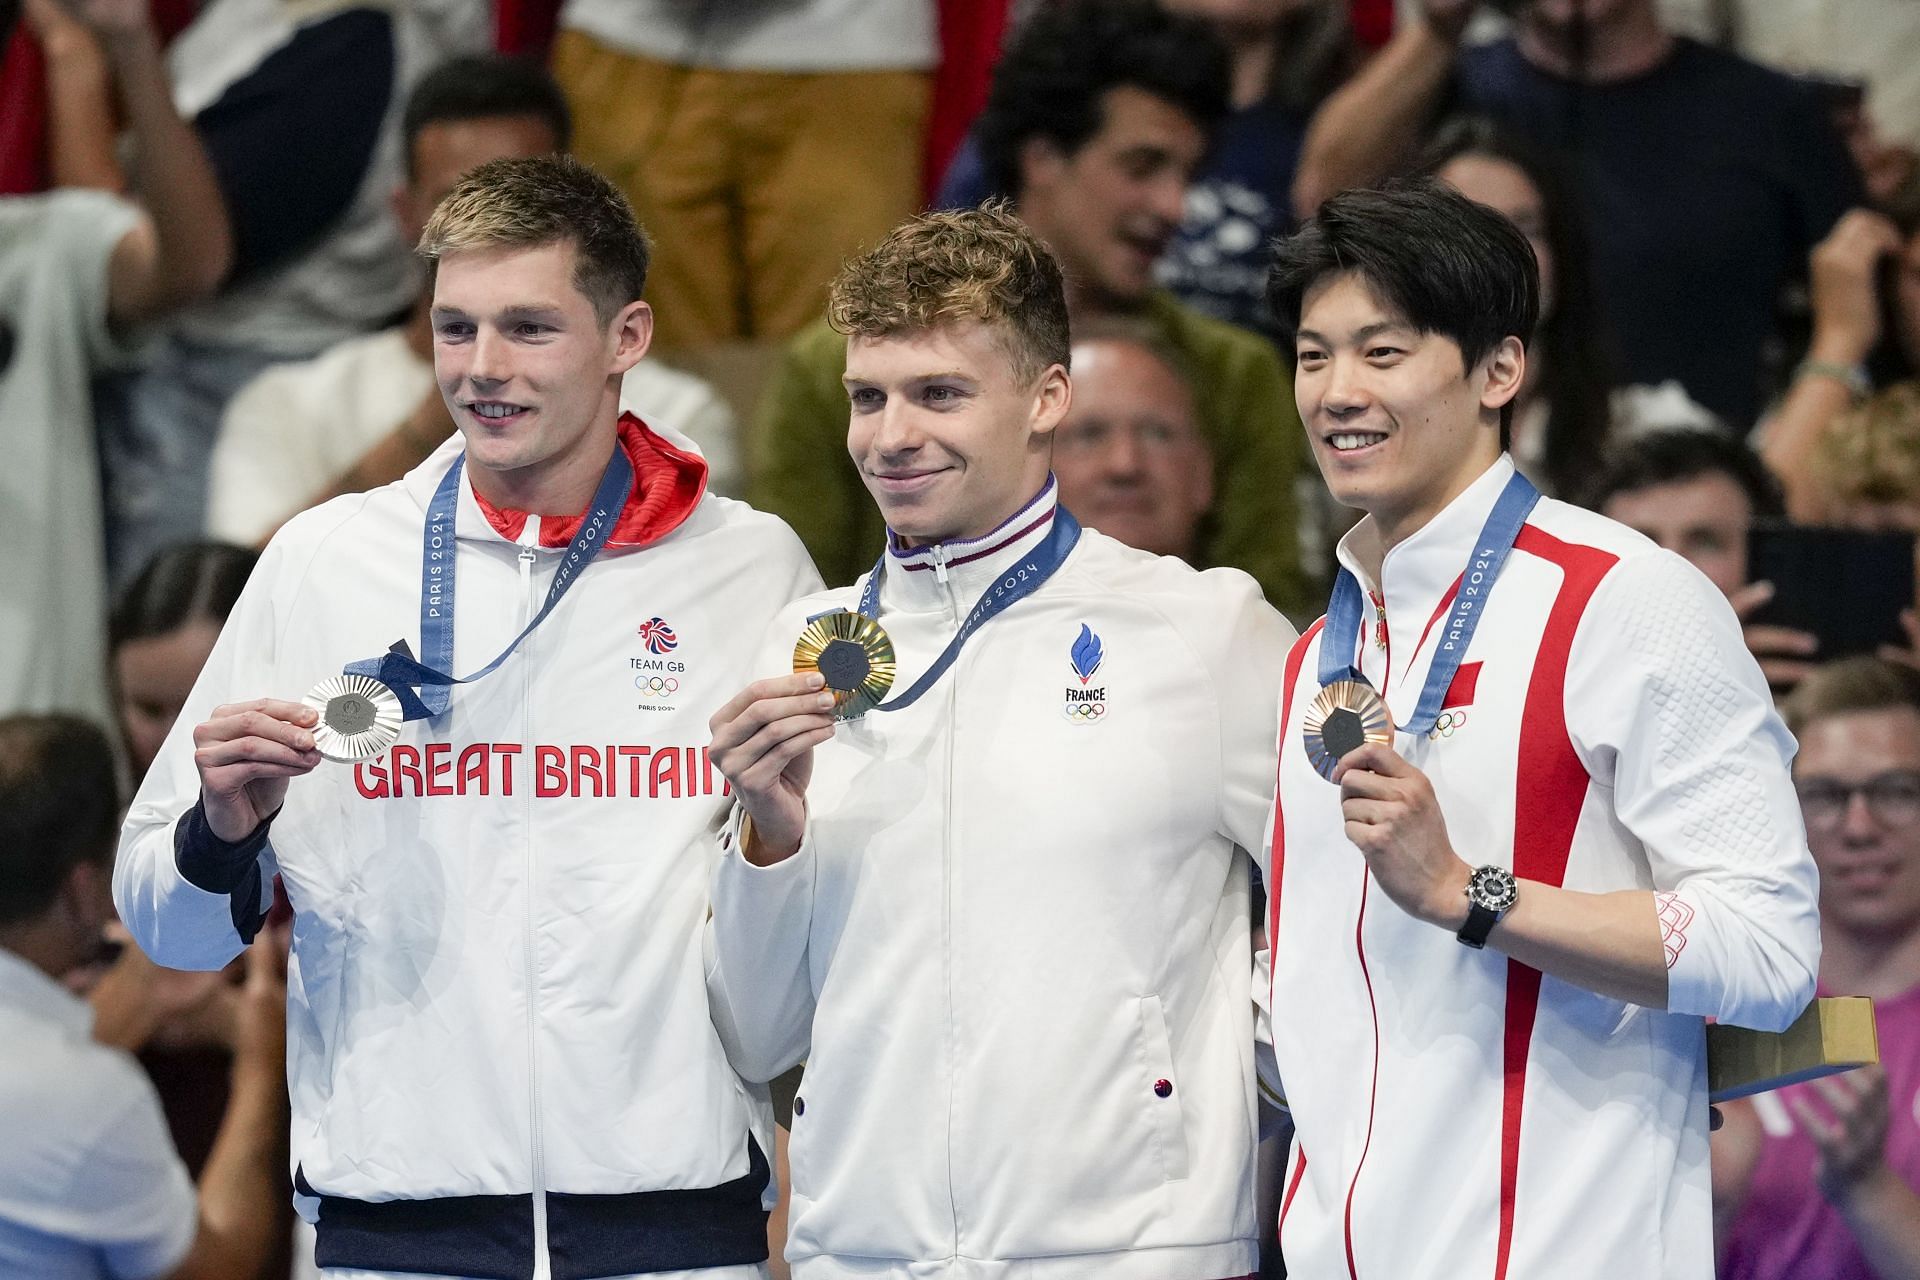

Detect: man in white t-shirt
2,0,230,723
0,714,284,1280
551,0,937,349
204,53,741,546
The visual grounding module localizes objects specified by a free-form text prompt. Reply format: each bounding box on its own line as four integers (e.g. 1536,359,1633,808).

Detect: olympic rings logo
1430,709,1468,739
1063,701,1107,721
635,676,681,696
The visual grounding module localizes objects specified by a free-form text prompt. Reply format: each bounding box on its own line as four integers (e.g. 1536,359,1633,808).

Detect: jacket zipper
935,542,961,1254
517,526,550,1280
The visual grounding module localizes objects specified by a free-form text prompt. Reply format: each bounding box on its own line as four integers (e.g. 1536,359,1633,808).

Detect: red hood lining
470,413,708,549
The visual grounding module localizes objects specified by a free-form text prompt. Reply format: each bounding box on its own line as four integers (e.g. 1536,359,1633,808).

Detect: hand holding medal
305,446,633,766
188,697,327,843
1310,653,1468,931
707,668,845,866
1307,470,1540,926
716,500,1084,864
702,610,897,867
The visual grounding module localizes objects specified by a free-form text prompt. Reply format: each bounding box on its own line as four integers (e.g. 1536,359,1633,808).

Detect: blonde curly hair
1812,380,1920,510
828,201,1070,383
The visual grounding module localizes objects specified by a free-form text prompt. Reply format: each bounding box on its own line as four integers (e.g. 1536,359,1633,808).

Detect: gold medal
1302,679,1392,781
794,611,896,720
303,674,403,763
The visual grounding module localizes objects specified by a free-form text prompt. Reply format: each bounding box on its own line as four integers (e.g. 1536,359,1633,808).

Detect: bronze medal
1302,679,1392,781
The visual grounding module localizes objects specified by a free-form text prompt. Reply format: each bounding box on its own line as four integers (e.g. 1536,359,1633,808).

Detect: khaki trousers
553,29,930,349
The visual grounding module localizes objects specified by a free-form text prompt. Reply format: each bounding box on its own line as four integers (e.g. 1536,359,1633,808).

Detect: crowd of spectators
1,0,1917,1276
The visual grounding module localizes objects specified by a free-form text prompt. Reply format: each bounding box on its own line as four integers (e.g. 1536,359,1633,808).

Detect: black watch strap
1457,901,1501,949
1457,864,1518,949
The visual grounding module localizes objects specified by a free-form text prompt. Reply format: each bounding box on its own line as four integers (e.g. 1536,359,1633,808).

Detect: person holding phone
1592,424,1920,693
1585,428,1820,687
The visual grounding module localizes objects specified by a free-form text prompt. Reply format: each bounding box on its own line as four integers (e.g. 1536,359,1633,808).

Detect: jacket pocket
1137,995,1190,1182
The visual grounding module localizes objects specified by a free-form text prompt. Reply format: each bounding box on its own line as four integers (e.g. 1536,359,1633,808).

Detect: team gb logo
637,617,678,655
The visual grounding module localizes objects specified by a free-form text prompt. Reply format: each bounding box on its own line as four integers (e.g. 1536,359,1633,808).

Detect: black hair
402,53,573,182
0,716,119,925
110,541,258,652
1267,177,1541,447
1581,428,1786,519
1419,117,1617,496
975,0,1232,201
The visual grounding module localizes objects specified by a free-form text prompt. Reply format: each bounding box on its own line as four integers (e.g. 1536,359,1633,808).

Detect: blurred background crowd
2,0,1919,1277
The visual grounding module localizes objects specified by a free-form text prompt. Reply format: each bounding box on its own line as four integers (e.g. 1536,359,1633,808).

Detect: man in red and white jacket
1259,181,1820,1279
115,155,820,1280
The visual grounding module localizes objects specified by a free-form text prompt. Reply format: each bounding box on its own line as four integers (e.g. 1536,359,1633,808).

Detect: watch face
1467,866,1519,913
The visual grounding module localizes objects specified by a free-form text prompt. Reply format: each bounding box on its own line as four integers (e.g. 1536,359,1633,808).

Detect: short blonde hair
828,201,1070,383
419,154,649,326
1812,380,1920,509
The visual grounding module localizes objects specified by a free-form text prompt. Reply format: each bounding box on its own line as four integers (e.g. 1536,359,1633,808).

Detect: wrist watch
1457,865,1519,949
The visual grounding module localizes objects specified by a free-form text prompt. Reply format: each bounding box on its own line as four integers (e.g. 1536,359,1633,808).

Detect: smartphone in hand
1746,522,1916,659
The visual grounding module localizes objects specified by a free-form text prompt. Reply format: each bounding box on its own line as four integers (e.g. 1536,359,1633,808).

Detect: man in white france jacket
703,205,1296,1279
1260,180,1822,1279
115,156,821,1280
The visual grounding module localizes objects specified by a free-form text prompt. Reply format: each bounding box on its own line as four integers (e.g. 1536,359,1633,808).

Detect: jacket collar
1331,455,1516,676
872,478,1062,616
406,412,708,551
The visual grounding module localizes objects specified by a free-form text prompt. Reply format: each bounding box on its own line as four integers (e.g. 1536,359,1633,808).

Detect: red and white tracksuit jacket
1262,456,1820,1280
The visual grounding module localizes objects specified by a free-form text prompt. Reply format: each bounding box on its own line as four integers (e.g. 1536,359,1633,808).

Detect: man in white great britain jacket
1259,182,1821,1279
115,156,821,1280
704,206,1294,1280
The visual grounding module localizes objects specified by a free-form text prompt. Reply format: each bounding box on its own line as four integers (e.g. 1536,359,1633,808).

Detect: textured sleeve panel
1564,549,1819,1031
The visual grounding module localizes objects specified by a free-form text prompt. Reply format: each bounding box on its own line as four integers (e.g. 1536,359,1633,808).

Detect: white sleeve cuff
1660,879,1819,1033
718,804,816,880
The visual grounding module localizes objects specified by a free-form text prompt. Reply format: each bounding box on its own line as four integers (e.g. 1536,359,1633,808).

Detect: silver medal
303,675,403,763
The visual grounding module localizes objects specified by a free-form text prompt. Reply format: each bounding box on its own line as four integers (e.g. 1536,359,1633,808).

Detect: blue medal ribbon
851,500,1082,713
1318,469,1540,737
346,445,633,721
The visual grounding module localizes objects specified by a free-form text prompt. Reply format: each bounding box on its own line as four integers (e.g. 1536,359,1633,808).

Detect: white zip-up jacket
116,417,822,1280
705,484,1295,1280
1263,457,1820,1280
